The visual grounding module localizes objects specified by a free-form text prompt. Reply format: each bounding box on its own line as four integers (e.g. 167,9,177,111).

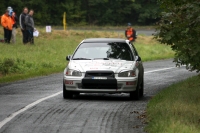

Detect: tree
155,0,200,72
61,0,86,25
130,0,160,25
0,0,160,26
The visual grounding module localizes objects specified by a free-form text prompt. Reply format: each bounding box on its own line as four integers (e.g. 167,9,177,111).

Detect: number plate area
82,70,117,89
92,77,107,80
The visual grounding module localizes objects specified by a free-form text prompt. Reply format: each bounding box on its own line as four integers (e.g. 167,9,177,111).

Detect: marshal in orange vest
125,23,137,42
125,27,136,42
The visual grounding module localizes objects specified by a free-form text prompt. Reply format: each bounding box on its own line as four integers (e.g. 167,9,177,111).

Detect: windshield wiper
93,58,110,60
73,58,92,60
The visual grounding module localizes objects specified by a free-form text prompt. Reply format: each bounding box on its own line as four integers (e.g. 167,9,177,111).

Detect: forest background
0,0,160,26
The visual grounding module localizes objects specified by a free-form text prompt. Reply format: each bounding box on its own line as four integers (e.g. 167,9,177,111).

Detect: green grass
0,28,174,83
145,75,200,133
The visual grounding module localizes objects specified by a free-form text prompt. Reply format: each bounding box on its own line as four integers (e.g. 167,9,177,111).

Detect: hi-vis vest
126,28,134,41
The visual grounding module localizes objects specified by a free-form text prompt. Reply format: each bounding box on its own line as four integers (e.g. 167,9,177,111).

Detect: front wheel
63,83,73,99
139,78,144,97
130,79,142,100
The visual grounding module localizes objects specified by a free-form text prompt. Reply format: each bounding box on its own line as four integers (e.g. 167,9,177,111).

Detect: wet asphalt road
0,59,197,133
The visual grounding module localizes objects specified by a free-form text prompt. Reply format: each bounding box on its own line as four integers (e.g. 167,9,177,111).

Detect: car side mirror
66,55,71,61
136,56,141,61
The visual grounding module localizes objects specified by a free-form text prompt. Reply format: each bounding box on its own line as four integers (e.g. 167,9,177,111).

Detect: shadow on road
64,93,151,102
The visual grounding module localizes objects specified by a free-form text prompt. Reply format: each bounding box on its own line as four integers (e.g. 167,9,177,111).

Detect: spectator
11,12,18,44
25,10,34,44
19,7,28,44
125,23,137,43
7,6,13,16
1,10,12,43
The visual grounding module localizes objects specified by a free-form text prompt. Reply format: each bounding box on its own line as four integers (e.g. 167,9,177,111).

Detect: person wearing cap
19,7,28,44
125,23,137,43
1,10,12,43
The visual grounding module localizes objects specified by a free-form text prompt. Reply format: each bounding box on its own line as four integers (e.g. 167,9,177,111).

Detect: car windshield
72,42,134,61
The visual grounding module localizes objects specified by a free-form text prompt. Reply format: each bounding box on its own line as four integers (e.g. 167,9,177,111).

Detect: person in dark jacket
25,10,34,44
19,7,28,44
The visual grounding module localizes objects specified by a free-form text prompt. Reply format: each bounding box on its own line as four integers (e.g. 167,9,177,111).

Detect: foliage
0,0,160,25
0,58,34,75
131,0,160,25
155,0,200,72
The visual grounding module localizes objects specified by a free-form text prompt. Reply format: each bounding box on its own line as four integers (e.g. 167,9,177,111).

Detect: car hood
67,60,135,73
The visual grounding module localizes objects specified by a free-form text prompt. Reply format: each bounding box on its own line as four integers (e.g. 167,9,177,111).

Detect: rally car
63,38,144,100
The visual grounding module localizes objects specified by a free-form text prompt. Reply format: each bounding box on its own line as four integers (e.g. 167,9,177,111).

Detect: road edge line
144,67,176,74
0,91,62,129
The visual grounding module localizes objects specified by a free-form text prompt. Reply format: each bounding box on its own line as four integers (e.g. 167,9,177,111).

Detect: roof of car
82,38,127,43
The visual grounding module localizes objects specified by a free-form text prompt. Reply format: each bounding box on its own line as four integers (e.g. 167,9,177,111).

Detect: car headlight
65,69,82,77
118,70,136,77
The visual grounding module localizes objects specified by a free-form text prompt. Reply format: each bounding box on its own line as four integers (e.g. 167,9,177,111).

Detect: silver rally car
63,38,144,100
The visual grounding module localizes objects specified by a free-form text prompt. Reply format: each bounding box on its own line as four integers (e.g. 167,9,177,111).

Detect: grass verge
145,75,200,133
0,27,174,83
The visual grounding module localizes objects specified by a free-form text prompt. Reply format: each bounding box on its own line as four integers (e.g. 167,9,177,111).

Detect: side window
129,43,138,56
133,45,139,56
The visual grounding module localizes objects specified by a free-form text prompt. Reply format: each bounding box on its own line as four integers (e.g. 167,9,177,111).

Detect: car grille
82,83,116,89
82,70,117,89
85,71,114,78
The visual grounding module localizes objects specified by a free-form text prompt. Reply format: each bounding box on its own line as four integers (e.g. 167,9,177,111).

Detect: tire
63,83,73,99
139,78,144,97
130,80,140,100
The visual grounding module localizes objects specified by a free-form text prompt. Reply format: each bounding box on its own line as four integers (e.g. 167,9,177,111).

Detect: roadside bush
0,58,35,75
0,58,60,76
0,58,15,75
155,0,200,72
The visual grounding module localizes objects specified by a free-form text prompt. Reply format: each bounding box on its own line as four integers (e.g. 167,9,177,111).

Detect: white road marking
144,67,176,74
0,91,62,129
0,66,179,129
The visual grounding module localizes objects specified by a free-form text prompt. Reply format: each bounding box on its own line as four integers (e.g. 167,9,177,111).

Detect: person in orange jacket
125,23,137,43
1,10,12,43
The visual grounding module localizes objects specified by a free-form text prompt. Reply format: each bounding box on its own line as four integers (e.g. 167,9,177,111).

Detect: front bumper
63,76,138,93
